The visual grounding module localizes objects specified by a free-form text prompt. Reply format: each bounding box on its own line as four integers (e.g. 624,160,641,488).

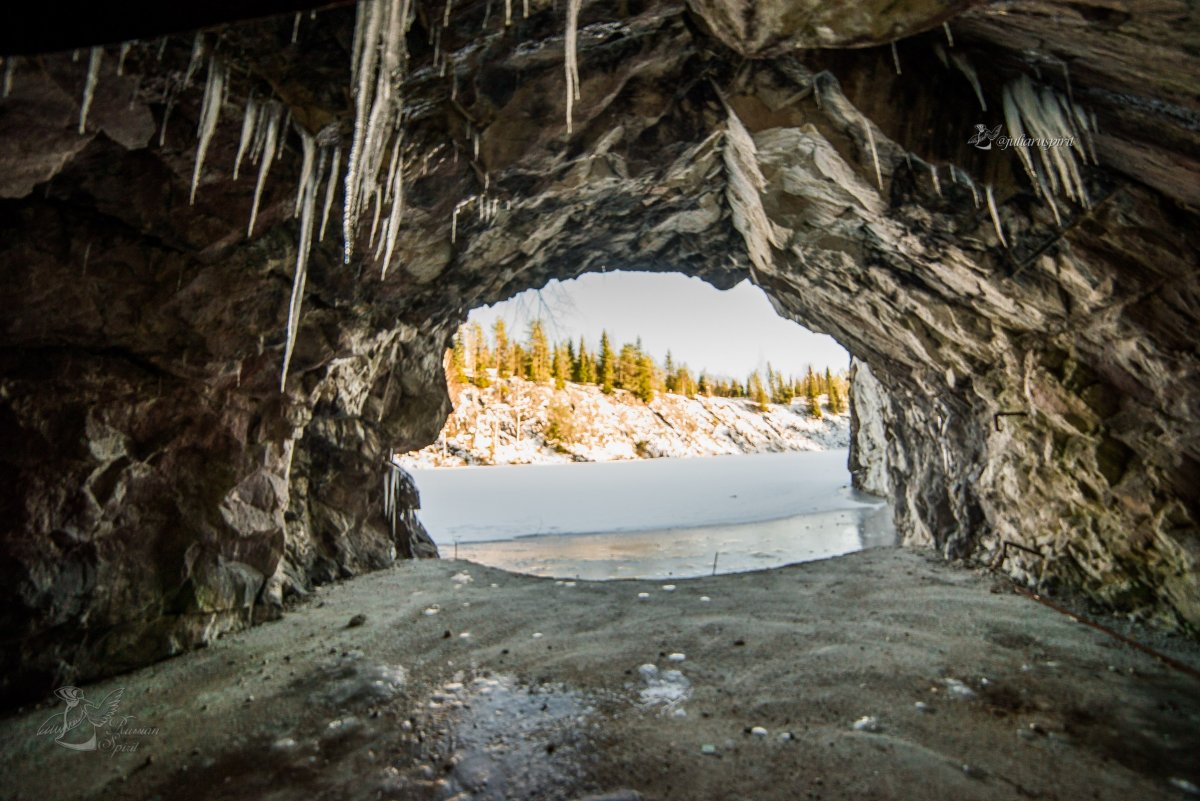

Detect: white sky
467,272,849,379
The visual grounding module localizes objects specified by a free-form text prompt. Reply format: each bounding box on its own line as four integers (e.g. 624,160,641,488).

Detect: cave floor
2,548,1198,801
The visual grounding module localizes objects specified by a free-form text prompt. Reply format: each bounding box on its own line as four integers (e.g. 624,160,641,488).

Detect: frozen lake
408,450,895,580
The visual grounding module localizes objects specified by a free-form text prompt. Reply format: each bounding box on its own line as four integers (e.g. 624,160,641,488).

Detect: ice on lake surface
408,450,894,580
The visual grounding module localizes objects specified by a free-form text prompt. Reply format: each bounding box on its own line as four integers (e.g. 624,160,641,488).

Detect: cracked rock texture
0,0,1197,705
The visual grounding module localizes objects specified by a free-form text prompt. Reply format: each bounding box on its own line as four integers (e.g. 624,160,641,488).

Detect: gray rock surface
0,0,1196,704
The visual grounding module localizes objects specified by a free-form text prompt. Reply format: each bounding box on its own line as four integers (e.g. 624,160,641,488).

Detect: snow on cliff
399,378,849,468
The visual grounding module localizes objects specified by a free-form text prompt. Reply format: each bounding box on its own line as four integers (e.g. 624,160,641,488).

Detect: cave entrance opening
400,270,895,580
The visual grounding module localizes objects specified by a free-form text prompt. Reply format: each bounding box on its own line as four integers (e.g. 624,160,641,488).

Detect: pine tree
493,320,511,379
527,320,551,382
805,365,823,419
698,372,710,396
511,342,527,379
664,351,676,393
634,353,656,403
598,331,615,394
553,343,569,389
749,371,769,412
449,329,468,384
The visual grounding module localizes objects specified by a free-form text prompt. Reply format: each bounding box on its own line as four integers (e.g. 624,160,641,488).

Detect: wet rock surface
0,553,1198,800
0,0,1197,703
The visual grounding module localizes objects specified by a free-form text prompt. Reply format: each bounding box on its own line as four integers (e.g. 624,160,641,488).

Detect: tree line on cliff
447,320,848,417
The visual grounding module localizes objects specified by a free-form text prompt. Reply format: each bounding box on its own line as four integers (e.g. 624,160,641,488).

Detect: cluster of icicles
7,0,589,392
865,24,1098,249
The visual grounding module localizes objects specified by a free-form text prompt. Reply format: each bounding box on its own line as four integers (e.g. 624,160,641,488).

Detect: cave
1,0,1198,796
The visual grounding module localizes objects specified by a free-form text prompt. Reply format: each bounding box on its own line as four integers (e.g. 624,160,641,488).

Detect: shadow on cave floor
2,549,1199,801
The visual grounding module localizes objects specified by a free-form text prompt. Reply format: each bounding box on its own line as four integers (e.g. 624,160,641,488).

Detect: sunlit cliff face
0,0,1197,705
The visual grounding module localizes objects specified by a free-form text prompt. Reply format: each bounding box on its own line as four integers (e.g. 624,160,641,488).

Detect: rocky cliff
401,377,849,466
0,0,1197,705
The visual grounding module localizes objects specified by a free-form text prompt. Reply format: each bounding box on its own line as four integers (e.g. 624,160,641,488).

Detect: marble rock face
0,0,1196,705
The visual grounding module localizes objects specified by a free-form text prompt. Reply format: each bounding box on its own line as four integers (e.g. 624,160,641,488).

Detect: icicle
276,109,291,160
472,129,480,159
383,136,403,205
950,52,986,112
564,0,582,134
933,43,949,69
79,47,103,134
380,141,404,279
929,163,941,197
183,34,204,88
2,57,14,98
249,104,270,163
943,22,954,47
117,43,132,76
156,38,168,61
451,196,474,243
248,103,282,237
158,98,174,147
523,0,530,17
890,41,901,76
233,96,259,180
505,0,512,26
444,0,454,27
343,0,412,264
985,185,1008,249
293,124,316,217
1002,83,1038,191
319,147,341,241
343,0,385,261
860,113,883,191
292,12,302,43
368,184,383,249
280,130,320,392
190,56,226,204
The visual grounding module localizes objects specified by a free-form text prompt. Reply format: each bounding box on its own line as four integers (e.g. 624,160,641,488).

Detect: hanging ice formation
564,0,582,134
319,147,341,241
382,457,404,540
860,113,883,191
248,102,284,237
942,22,954,47
280,130,326,391
343,0,413,264
929,162,941,197
183,34,204,88
190,56,227,204
950,52,986,112
890,41,901,75
79,47,103,134
116,43,132,76
233,96,259,180
1001,74,1095,218
985,184,1008,249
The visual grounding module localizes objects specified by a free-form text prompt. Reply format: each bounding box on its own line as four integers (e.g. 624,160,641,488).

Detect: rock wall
0,0,1197,705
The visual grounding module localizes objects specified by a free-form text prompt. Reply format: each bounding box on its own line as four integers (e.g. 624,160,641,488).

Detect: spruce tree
598,331,615,393
634,353,656,403
751,371,769,412
528,320,551,382
493,320,511,379
805,366,823,419
450,329,468,384
553,343,569,389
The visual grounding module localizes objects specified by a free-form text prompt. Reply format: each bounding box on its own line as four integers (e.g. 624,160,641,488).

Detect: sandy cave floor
2,548,1199,801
